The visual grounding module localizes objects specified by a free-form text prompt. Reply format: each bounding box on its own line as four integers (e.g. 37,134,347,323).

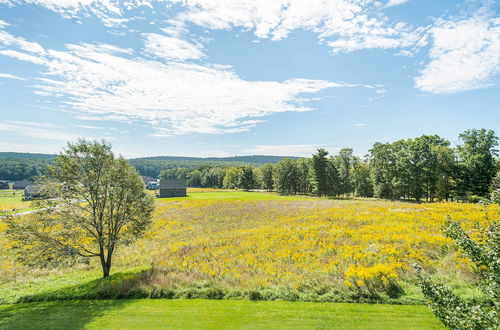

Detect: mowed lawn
0,190,30,212
159,190,316,201
0,299,444,329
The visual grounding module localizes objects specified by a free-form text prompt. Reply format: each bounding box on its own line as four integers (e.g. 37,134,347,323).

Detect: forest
1,128,498,202
162,129,499,202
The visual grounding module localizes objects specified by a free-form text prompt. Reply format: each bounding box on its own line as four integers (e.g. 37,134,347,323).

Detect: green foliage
351,160,373,197
0,157,53,181
223,167,241,189
2,129,498,202
417,218,499,329
259,164,274,191
273,158,302,195
311,149,331,196
333,148,354,195
457,129,499,197
238,166,257,190
3,140,155,278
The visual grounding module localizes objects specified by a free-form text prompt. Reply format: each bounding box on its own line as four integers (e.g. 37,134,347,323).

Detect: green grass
0,190,29,211
159,191,316,202
0,299,444,329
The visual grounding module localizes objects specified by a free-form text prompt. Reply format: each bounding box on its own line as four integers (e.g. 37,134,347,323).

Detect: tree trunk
99,248,111,278
101,261,110,277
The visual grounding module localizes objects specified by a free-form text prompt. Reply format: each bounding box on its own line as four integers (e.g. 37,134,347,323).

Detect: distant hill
130,155,299,163
0,152,299,180
0,152,298,163
0,152,56,160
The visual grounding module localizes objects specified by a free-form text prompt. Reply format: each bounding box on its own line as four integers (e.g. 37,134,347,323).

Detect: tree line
160,129,499,201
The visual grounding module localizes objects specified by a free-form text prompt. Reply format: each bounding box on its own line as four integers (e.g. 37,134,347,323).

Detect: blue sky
0,0,498,158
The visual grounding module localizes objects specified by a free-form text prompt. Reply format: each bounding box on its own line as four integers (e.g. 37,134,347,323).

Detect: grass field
0,190,492,328
160,190,316,201
0,299,444,329
0,190,30,212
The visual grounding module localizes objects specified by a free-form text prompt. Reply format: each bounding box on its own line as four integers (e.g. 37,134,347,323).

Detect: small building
146,181,158,190
141,176,157,184
158,178,187,198
13,180,33,190
23,185,38,201
0,180,9,190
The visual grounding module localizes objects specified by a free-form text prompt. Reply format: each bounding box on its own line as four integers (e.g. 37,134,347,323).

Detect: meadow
0,189,29,212
0,190,495,328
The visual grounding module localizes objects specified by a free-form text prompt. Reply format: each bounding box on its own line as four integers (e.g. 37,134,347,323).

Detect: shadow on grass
0,270,144,329
15,269,149,303
0,299,132,330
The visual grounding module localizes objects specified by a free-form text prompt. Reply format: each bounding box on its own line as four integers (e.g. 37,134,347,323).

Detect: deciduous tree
4,139,155,278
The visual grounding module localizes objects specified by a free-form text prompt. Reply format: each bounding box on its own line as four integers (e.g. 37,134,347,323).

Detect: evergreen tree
311,149,331,196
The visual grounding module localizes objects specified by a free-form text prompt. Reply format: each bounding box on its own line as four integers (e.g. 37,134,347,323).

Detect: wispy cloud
384,0,411,8
2,0,427,55
0,20,355,135
173,0,426,54
0,72,26,80
245,144,338,157
415,13,500,94
0,120,115,142
0,140,61,154
0,121,81,141
73,124,108,130
143,33,205,61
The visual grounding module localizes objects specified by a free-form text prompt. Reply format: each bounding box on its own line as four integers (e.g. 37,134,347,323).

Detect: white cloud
0,29,45,54
143,33,205,61
0,121,82,141
0,22,352,135
6,0,122,20
171,0,424,54
73,124,108,129
384,0,410,8
0,120,117,143
351,123,366,128
0,49,46,64
0,72,26,80
415,15,500,94
3,0,425,54
245,144,336,157
0,140,61,154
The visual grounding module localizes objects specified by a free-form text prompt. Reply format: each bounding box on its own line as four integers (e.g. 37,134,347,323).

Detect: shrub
344,263,404,299
417,217,499,329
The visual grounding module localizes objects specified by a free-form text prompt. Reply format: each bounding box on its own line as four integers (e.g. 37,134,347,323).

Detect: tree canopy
4,140,155,277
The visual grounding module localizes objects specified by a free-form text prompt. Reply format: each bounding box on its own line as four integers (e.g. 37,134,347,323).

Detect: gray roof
159,178,187,189
13,180,33,188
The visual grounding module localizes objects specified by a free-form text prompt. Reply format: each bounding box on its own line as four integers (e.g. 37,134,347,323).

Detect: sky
0,0,498,158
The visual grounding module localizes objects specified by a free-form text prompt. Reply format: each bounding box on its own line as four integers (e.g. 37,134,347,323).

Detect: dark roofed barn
0,180,9,190
13,180,33,190
158,179,187,198
23,185,38,201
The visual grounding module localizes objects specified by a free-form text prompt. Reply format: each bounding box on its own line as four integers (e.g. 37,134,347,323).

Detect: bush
417,217,499,329
467,194,483,203
344,263,404,299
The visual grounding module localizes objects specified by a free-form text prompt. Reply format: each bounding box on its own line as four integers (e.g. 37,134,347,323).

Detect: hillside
0,152,297,181
0,152,57,160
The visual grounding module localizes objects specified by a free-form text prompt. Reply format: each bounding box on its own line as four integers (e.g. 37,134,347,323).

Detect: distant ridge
0,152,301,180
0,152,299,163
131,155,300,163
0,152,56,159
